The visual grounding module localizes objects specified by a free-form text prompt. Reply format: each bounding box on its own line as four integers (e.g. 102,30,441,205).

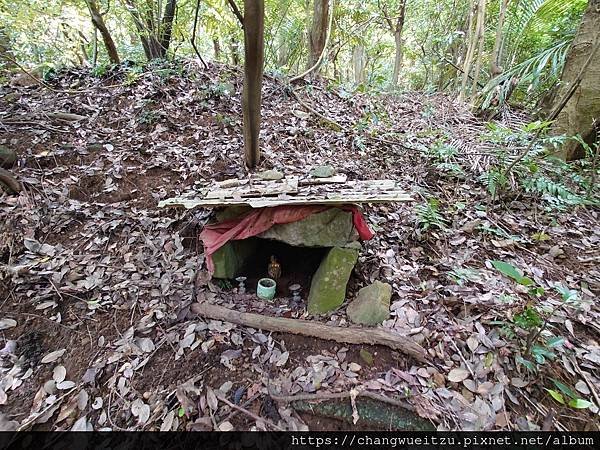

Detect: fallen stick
215,392,284,431
191,302,428,362
269,389,415,412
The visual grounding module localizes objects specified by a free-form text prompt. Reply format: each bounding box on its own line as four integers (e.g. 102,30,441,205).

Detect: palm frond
479,39,571,109
503,0,581,65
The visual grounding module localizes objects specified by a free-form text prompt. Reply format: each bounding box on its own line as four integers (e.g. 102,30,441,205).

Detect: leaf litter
0,61,599,431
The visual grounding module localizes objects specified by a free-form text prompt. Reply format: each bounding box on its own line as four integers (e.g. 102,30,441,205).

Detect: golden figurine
267,255,281,280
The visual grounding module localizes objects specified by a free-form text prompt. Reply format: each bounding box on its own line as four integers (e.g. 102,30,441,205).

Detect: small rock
346,281,392,326
310,165,335,178
348,362,361,372
257,169,283,180
548,245,564,258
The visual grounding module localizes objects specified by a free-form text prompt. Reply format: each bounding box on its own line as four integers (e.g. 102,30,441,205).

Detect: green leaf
177,407,185,417
491,260,523,282
568,398,593,409
532,232,551,241
554,285,578,302
519,277,535,286
551,378,577,399
545,389,565,405
516,355,537,372
532,344,556,360
547,336,565,348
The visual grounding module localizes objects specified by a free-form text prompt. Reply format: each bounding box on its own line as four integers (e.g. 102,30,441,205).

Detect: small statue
267,255,281,281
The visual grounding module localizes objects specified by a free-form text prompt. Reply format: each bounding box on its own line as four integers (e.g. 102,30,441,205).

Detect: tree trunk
92,28,98,66
0,27,15,72
308,0,329,71
159,0,177,56
124,0,177,60
352,45,367,84
213,38,221,59
242,0,265,169
381,0,406,88
490,0,508,78
85,0,120,64
458,0,477,101
230,35,241,65
549,0,600,160
469,0,486,102
392,32,403,87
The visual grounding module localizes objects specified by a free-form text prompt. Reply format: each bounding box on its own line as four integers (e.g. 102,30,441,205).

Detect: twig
16,387,76,431
291,89,343,130
216,393,284,431
270,389,414,412
519,390,567,432
219,393,262,423
5,312,82,335
570,356,600,408
450,339,476,380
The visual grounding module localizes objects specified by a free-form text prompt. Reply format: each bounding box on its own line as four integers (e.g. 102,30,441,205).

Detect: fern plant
480,167,508,197
415,198,448,231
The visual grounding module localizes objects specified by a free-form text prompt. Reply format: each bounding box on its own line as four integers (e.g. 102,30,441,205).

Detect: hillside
0,61,599,431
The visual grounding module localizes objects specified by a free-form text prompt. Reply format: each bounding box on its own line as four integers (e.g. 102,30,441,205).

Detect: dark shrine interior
239,238,328,297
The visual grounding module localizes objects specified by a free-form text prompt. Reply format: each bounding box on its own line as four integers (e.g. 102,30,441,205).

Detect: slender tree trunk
458,0,483,102
124,0,177,60
490,0,508,78
159,0,177,55
308,0,329,71
213,38,221,59
549,0,600,160
392,32,403,87
352,44,367,84
469,0,486,102
230,35,241,65
85,0,120,64
92,28,98,66
242,0,265,169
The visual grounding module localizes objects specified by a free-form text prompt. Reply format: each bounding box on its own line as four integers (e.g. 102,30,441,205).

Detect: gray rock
257,169,284,180
258,208,358,247
308,247,358,314
310,165,335,178
346,281,392,326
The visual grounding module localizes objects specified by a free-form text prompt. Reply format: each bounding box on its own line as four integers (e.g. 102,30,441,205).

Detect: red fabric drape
200,205,374,274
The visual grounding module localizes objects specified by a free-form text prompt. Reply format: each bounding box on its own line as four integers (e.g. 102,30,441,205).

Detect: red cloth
200,205,374,274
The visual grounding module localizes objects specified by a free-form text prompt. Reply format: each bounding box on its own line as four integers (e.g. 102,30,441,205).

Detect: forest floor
0,61,599,431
